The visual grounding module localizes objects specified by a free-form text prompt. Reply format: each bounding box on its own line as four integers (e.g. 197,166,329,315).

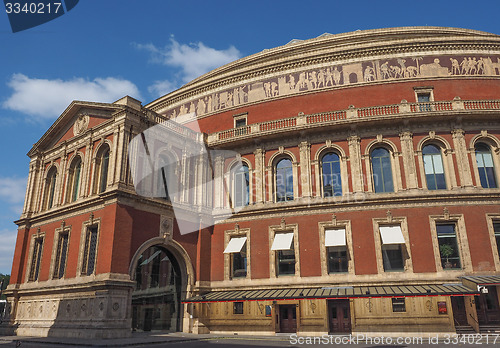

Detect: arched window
475,143,497,188
95,145,110,194
232,164,249,207
371,147,394,193
68,157,82,202
422,144,446,190
321,153,342,197
44,167,58,209
276,158,293,202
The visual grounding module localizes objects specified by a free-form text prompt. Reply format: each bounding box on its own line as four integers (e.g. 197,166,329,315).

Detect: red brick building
2,27,500,338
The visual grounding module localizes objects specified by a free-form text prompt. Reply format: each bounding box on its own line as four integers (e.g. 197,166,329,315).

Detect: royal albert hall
2,27,500,338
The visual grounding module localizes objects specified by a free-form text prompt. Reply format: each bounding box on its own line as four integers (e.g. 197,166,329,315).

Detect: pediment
28,100,121,157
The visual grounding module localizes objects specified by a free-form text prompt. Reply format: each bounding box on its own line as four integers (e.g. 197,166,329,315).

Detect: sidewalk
0,332,291,347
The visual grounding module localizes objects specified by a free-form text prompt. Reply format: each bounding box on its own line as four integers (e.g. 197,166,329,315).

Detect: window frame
44,166,58,210
67,156,83,203
318,218,354,276
26,230,45,282
429,214,471,272
422,144,447,190
223,226,251,281
392,297,406,312
94,144,110,194
269,221,299,278
78,217,101,277
320,152,342,197
475,143,498,189
414,86,434,112
372,217,413,274
485,214,500,271
231,163,250,208
233,301,244,315
370,147,395,193
275,157,294,202
50,225,71,279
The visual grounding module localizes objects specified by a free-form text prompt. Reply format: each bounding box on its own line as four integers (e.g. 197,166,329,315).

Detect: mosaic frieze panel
164,55,500,118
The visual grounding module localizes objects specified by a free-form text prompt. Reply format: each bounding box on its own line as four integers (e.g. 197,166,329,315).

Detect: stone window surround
77,215,101,277
49,223,72,280
226,157,253,207
90,141,113,195
413,86,435,103
372,215,413,274
416,136,457,190
469,134,500,189
223,224,251,281
41,163,61,211
318,215,354,276
233,113,248,128
313,144,349,198
269,220,300,278
267,150,299,203
428,213,472,273
485,214,500,271
25,229,45,283
363,138,403,193
64,153,85,204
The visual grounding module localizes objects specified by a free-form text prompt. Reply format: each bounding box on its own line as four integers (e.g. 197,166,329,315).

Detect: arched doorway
131,245,183,332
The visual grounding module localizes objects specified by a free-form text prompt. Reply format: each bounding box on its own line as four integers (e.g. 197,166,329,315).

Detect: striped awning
182,284,478,303
461,275,500,287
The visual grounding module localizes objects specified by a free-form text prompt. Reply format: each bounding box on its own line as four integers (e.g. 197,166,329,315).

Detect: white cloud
0,229,17,275
135,37,241,93
0,177,27,205
3,74,141,119
148,80,177,97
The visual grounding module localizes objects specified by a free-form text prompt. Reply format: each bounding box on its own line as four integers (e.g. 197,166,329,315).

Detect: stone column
83,136,94,197
298,141,312,198
399,131,418,189
253,148,265,203
213,155,225,209
452,128,473,187
347,135,364,193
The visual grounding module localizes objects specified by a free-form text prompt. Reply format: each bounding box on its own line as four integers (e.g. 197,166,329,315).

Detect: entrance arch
129,238,194,332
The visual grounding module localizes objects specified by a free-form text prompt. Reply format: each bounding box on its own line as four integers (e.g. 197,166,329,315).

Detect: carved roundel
73,114,90,136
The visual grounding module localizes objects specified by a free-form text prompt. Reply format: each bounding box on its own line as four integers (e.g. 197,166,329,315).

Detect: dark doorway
328,300,351,333
278,305,297,333
475,286,500,325
451,296,468,326
132,246,183,332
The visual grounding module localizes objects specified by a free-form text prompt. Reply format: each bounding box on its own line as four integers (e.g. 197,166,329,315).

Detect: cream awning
271,232,294,251
325,228,346,247
223,237,247,253
380,225,405,245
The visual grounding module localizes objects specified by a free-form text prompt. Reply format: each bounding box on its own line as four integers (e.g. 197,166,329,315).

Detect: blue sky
0,0,499,274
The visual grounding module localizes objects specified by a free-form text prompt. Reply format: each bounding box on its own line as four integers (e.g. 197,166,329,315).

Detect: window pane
371,148,393,193
99,150,109,193
423,145,446,190
276,159,293,201
322,153,342,197
277,249,295,275
475,144,497,188
327,246,348,273
437,224,461,269
382,244,404,271
232,243,247,278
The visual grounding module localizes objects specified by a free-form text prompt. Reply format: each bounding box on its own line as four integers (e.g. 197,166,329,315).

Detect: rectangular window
392,297,406,312
271,232,295,276
436,224,461,269
231,246,247,278
53,232,69,279
81,226,98,275
223,236,248,279
494,222,500,261
233,302,244,314
235,118,246,128
28,238,44,281
379,225,405,271
328,246,348,273
417,92,431,111
325,228,348,273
